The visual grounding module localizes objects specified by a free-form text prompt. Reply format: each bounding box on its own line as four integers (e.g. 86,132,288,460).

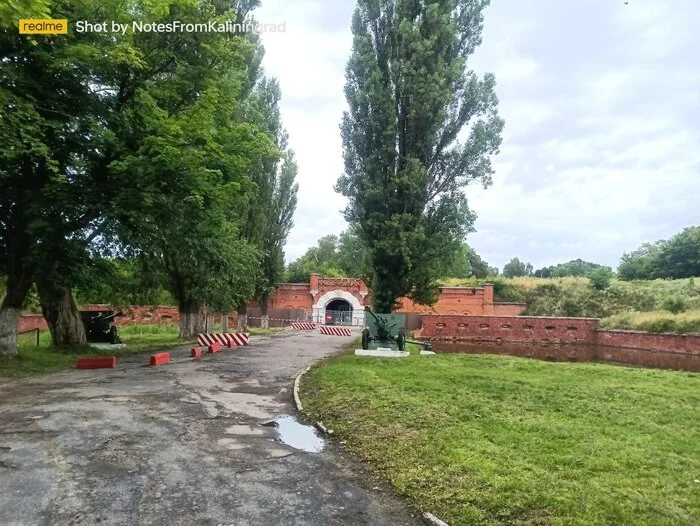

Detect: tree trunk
37,283,86,346
0,306,21,357
179,299,202,338
221,313,229,332
261,315,269,329
236,301,248,331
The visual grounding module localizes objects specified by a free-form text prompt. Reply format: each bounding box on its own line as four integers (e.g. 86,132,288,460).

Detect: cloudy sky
253,0,699,272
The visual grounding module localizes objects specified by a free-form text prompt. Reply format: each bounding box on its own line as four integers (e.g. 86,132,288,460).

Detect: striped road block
319,326,352,337
197,332,250,347
291,322,317,330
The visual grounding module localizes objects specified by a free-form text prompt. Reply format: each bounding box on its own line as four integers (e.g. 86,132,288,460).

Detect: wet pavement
0,330,420,526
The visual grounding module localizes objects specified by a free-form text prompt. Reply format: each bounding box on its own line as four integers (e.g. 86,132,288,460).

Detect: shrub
588,267,613,290
661,297,687,314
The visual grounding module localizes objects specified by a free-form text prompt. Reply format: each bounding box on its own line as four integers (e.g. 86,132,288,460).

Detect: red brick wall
596,329,700,356
417,314,700,371
417,315,599,344
17,315,48,332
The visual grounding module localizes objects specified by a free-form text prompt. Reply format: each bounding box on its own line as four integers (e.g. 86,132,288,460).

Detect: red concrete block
207,342,222,354
76,357,117,370
191,348,202,358
150,352,170,366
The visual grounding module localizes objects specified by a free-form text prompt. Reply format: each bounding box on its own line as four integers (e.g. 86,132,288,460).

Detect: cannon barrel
91,311,123,322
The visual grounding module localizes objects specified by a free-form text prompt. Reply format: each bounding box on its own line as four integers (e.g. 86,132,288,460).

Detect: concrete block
355,349,409,358
150,352,170,366
420,351,436,355
207,342,222,353
76,357,117,369
191,348,202,358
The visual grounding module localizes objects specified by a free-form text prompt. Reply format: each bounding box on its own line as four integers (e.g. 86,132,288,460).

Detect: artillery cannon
79,310,123,344
361,307,431,352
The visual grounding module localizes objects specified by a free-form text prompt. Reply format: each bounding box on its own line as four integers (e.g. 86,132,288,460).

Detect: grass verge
1,324,191,378
301,351,700,525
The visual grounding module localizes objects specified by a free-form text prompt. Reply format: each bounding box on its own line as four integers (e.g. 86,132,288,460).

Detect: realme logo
19,19,68,35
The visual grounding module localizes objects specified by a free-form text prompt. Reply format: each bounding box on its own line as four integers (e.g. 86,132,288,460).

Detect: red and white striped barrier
319,326,352,336
197,332,250,347
291,322,317,330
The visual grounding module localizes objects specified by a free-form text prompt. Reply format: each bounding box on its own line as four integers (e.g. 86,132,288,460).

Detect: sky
253,0,700,272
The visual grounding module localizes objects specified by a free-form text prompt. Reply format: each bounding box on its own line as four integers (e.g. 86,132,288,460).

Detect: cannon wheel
361,328,370,350
397,328,406,351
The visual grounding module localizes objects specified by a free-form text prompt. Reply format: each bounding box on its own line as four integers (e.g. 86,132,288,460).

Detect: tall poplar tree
337,0,504,311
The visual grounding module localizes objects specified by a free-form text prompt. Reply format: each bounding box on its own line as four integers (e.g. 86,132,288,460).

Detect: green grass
302,350,700,525
1,324,191,378
600,310,700,334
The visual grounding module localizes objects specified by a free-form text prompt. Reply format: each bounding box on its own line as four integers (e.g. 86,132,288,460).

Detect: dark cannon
79,310,123,344
361,306,431,352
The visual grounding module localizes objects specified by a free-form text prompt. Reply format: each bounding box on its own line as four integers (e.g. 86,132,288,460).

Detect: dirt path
0,330,420,526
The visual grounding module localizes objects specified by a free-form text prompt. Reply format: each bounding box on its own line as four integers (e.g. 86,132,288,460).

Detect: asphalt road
0,330,420,526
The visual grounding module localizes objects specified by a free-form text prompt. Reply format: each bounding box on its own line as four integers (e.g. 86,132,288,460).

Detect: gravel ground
0,329,420,526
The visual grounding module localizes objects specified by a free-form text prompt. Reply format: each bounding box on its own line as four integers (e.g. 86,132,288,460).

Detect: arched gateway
312,289,365,326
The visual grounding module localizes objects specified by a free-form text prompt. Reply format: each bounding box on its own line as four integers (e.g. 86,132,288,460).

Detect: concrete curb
422,512,450,526
293,366,310,412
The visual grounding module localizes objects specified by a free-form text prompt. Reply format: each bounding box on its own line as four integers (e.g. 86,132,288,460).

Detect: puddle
263,415,325,453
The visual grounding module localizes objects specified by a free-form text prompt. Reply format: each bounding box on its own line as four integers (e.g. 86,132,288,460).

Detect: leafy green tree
236,77,299,326
336,0,503,311
442,244,472,278
503,257,533,278
256,150,299,318
617,227,700,280
535,259,605,278
286,235,346,283
0,0,271,351
588,266,614,291
336,224,371,278
657,226,700,279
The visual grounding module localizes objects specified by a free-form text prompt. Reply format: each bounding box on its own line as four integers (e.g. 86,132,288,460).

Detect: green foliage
303,352,700,525
0,0,51,26
286,235,348,282
535,258,606,278
337,0,503,311
619,226,700,280
661,296,687,314
238,77,299,312
1,0,290,343
441,244,495,279
75,258,174,307
588,266,614,290
285,227,371,282
502,257,533,278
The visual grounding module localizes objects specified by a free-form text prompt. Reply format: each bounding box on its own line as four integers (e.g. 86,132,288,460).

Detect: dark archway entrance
325,299,353,325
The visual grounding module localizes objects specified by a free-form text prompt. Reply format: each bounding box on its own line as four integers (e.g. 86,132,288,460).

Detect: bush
588,267,613,291
661,297,687,314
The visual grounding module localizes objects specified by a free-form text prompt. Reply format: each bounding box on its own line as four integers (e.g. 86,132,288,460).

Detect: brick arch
312,289,365,325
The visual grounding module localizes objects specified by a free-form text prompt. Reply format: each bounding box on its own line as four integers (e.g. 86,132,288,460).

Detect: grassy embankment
442,276,700,333
302,348,700,525
1,324,284,378
0,324,189,378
